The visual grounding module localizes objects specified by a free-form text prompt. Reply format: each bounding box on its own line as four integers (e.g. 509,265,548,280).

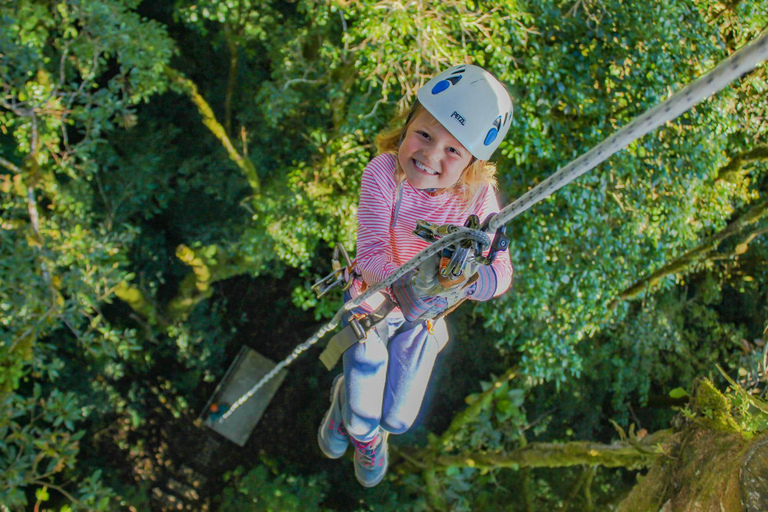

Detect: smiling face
397,109,473,190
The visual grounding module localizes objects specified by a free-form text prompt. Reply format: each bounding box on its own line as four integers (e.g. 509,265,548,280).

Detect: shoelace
328,418,347,437
351,435,379,467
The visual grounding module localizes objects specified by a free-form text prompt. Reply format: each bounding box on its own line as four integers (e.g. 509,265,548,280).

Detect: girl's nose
421,144,440,162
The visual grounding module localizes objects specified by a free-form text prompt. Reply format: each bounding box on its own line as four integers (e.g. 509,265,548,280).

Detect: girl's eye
448,147,461,157
416,131,430,140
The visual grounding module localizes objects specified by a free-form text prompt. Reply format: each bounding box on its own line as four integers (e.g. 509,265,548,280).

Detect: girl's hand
392,263,478,322
411,253,444,296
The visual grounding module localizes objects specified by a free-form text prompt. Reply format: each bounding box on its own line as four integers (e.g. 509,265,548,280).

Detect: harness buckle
349,313,368,341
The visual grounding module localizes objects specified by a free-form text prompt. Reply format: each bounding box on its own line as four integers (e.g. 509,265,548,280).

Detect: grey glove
412,249,478,295
411,253,444,297
391,250,478,322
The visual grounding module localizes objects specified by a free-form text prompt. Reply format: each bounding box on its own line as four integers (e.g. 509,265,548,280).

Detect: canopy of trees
1,0,767,510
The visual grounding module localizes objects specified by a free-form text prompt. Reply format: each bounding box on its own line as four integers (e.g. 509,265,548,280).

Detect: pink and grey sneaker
351,429,389,488
317,374,349,459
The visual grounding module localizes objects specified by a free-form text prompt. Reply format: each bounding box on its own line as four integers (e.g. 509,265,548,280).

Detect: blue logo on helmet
432,75,462,95
484,116,503,147
484,129,498,146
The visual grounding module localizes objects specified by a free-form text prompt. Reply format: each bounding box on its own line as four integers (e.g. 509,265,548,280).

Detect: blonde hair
374,102,497,202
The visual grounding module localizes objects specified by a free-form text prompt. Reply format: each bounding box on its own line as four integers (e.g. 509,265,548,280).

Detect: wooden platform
201,347,287,446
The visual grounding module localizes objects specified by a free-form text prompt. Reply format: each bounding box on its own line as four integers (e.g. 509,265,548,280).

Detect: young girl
318,64,514,487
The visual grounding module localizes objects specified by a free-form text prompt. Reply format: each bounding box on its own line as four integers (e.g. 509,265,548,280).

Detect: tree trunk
224,23,239,139
617,428,768,512
716,145,768,182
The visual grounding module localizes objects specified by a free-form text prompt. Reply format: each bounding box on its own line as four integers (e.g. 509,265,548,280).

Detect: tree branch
164,67,260,195
224,23,239,138
434,429,673,471
113,281,161,326
716,145,768,182
612,199,768,307
29,480,81,508
165,243,258,323
0,156,21,174
560,465,591,510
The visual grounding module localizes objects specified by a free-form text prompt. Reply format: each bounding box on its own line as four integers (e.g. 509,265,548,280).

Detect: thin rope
221,30,768,422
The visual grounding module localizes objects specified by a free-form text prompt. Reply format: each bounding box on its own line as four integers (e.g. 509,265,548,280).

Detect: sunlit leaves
0,386,115,509
1,0,176,507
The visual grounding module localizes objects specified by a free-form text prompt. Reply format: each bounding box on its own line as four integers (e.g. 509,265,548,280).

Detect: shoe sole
317,374,347,459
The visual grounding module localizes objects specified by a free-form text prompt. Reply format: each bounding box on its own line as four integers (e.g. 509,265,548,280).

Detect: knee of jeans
380,415,412,435
345,414,379,441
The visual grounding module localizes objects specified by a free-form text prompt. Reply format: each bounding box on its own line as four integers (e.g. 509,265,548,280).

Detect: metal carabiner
437,214,481,279
440,245,471,279
311,243,354,299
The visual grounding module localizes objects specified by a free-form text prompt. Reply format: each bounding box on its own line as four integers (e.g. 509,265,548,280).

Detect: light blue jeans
340,296,449,442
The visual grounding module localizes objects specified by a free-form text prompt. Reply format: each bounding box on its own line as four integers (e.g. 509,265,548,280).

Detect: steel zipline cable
221,30,768,422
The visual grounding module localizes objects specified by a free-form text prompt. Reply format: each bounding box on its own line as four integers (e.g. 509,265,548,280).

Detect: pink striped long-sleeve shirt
351,154,513,311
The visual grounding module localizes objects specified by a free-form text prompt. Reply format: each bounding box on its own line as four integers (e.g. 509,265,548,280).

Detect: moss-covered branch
433,429,672,471
165,243,259,323
116,242,262,325
616,427,755,512
613,198,768,306
165,66,260,195
716,145,768,182
113,282,160,325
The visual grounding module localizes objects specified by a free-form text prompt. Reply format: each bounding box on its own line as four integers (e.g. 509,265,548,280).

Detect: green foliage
216,464,328,512
2,0,768,510
0,385,114,510
452,377,529,454
1,0,175,506
0,0,175,385
477,0,763,383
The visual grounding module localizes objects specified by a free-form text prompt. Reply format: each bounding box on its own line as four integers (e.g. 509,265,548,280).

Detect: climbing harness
218,30,768,422
318,295,397,371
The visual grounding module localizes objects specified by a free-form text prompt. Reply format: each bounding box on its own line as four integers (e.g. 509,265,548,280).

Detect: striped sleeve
468,185,514,301
355,154,399,285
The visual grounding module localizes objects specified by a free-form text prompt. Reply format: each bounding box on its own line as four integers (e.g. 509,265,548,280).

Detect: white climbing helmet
416,64,513,161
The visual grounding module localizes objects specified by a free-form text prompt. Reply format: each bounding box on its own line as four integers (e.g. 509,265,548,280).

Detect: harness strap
319,296,397,371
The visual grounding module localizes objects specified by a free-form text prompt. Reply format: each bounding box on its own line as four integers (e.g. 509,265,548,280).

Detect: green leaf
35,486,49,502
669,387,690,399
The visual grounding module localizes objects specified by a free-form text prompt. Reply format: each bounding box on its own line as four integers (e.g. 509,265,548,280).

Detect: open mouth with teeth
414,160,439,175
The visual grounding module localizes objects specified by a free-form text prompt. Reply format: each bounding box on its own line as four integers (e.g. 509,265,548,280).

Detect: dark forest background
1,0,768,510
